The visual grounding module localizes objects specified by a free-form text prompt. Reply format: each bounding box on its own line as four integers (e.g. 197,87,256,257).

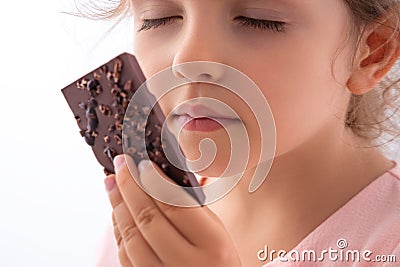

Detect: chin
176,119,257,178
177,129,230,176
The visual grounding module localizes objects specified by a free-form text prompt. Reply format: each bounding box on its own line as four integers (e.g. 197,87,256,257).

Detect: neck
207,121,393,253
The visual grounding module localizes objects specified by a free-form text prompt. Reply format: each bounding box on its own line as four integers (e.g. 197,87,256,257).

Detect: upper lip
174,103,238,120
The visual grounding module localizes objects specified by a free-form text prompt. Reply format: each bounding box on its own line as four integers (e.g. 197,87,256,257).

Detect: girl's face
132,0,355,177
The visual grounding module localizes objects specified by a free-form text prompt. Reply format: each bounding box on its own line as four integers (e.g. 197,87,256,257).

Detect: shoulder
332,161,400,247
386,160,400,182
263,164,400,266
373,160,400,210
293,161,400,254
365,161,400,249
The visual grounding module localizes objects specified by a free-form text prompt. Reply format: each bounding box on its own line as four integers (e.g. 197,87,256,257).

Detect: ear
346,16,400,95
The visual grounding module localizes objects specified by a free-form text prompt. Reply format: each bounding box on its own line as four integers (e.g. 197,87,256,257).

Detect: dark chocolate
61,53,205,205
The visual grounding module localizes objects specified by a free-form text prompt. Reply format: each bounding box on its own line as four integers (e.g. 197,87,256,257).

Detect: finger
138,160,200,207
114,155,193,263
113,214,136,267
118,244,134,267
115,207,162,267
106,175,162,267
112,199,133,267
139,160,233,248
110,184,134,267
112,213,122,247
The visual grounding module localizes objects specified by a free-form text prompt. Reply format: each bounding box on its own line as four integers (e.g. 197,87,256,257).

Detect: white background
0,1,399,267
0,1,133,266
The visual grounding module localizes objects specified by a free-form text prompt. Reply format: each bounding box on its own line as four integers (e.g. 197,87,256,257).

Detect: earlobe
346,65,382,95
346,17,400,95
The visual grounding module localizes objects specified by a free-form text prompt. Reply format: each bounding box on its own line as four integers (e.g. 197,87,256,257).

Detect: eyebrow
245,0,309,7
137,0,303,10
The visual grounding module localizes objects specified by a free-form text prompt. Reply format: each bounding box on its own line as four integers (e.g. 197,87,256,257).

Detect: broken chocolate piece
61,53,205,205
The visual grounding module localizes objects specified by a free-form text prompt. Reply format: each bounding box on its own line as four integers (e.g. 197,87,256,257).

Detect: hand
105,154,242,267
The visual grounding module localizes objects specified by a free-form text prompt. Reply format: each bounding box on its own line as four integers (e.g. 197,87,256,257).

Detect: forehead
132,0,312,9
131,0,350,25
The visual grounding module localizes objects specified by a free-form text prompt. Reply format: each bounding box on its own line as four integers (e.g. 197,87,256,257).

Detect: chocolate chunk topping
61,53,205,205
124,80,132,91
86,106,98,133
84,132,95,146
87,79,98,91
114,134,122,145
104,146,116,162
99,104,112,116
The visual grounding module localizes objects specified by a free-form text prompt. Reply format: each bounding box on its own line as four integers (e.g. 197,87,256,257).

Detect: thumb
138,160,200,207
113,154,139,181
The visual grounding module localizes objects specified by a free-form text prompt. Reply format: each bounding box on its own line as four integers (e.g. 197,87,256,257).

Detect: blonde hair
341,0,400,158
70,0,400,157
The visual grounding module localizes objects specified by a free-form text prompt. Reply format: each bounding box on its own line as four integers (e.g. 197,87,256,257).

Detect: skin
105,0,400,266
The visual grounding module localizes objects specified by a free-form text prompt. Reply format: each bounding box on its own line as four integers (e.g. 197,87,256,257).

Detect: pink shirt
97,161,400,267
263,161,400,266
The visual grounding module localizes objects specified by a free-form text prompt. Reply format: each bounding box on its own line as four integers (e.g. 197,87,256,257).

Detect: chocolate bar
61,53,205,205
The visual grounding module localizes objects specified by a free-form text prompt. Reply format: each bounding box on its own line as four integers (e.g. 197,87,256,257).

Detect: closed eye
235,16,286,33
137,16,182,32
137,16,286,33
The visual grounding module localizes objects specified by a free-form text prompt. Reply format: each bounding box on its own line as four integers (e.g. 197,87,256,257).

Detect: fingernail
104,176,116,192
138,160,151,174
113,155,125,172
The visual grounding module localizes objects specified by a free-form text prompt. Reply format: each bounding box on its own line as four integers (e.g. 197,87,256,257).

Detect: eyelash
138,16,180,32
235,16,286,33
137,16,286,33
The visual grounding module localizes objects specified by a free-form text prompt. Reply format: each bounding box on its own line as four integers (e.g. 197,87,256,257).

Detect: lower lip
176,115,238,132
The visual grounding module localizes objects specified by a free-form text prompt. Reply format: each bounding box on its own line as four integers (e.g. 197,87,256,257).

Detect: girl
91,0,400,266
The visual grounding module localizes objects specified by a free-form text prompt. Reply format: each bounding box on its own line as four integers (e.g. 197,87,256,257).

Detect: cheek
134,37,173,80
242,44,346,156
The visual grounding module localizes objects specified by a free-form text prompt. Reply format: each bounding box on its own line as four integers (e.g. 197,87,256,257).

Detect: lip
173,104,240,132
174,104,238,120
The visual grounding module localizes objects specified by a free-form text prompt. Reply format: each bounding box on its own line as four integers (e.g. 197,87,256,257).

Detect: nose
172,20,227,82
172,61,227,83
